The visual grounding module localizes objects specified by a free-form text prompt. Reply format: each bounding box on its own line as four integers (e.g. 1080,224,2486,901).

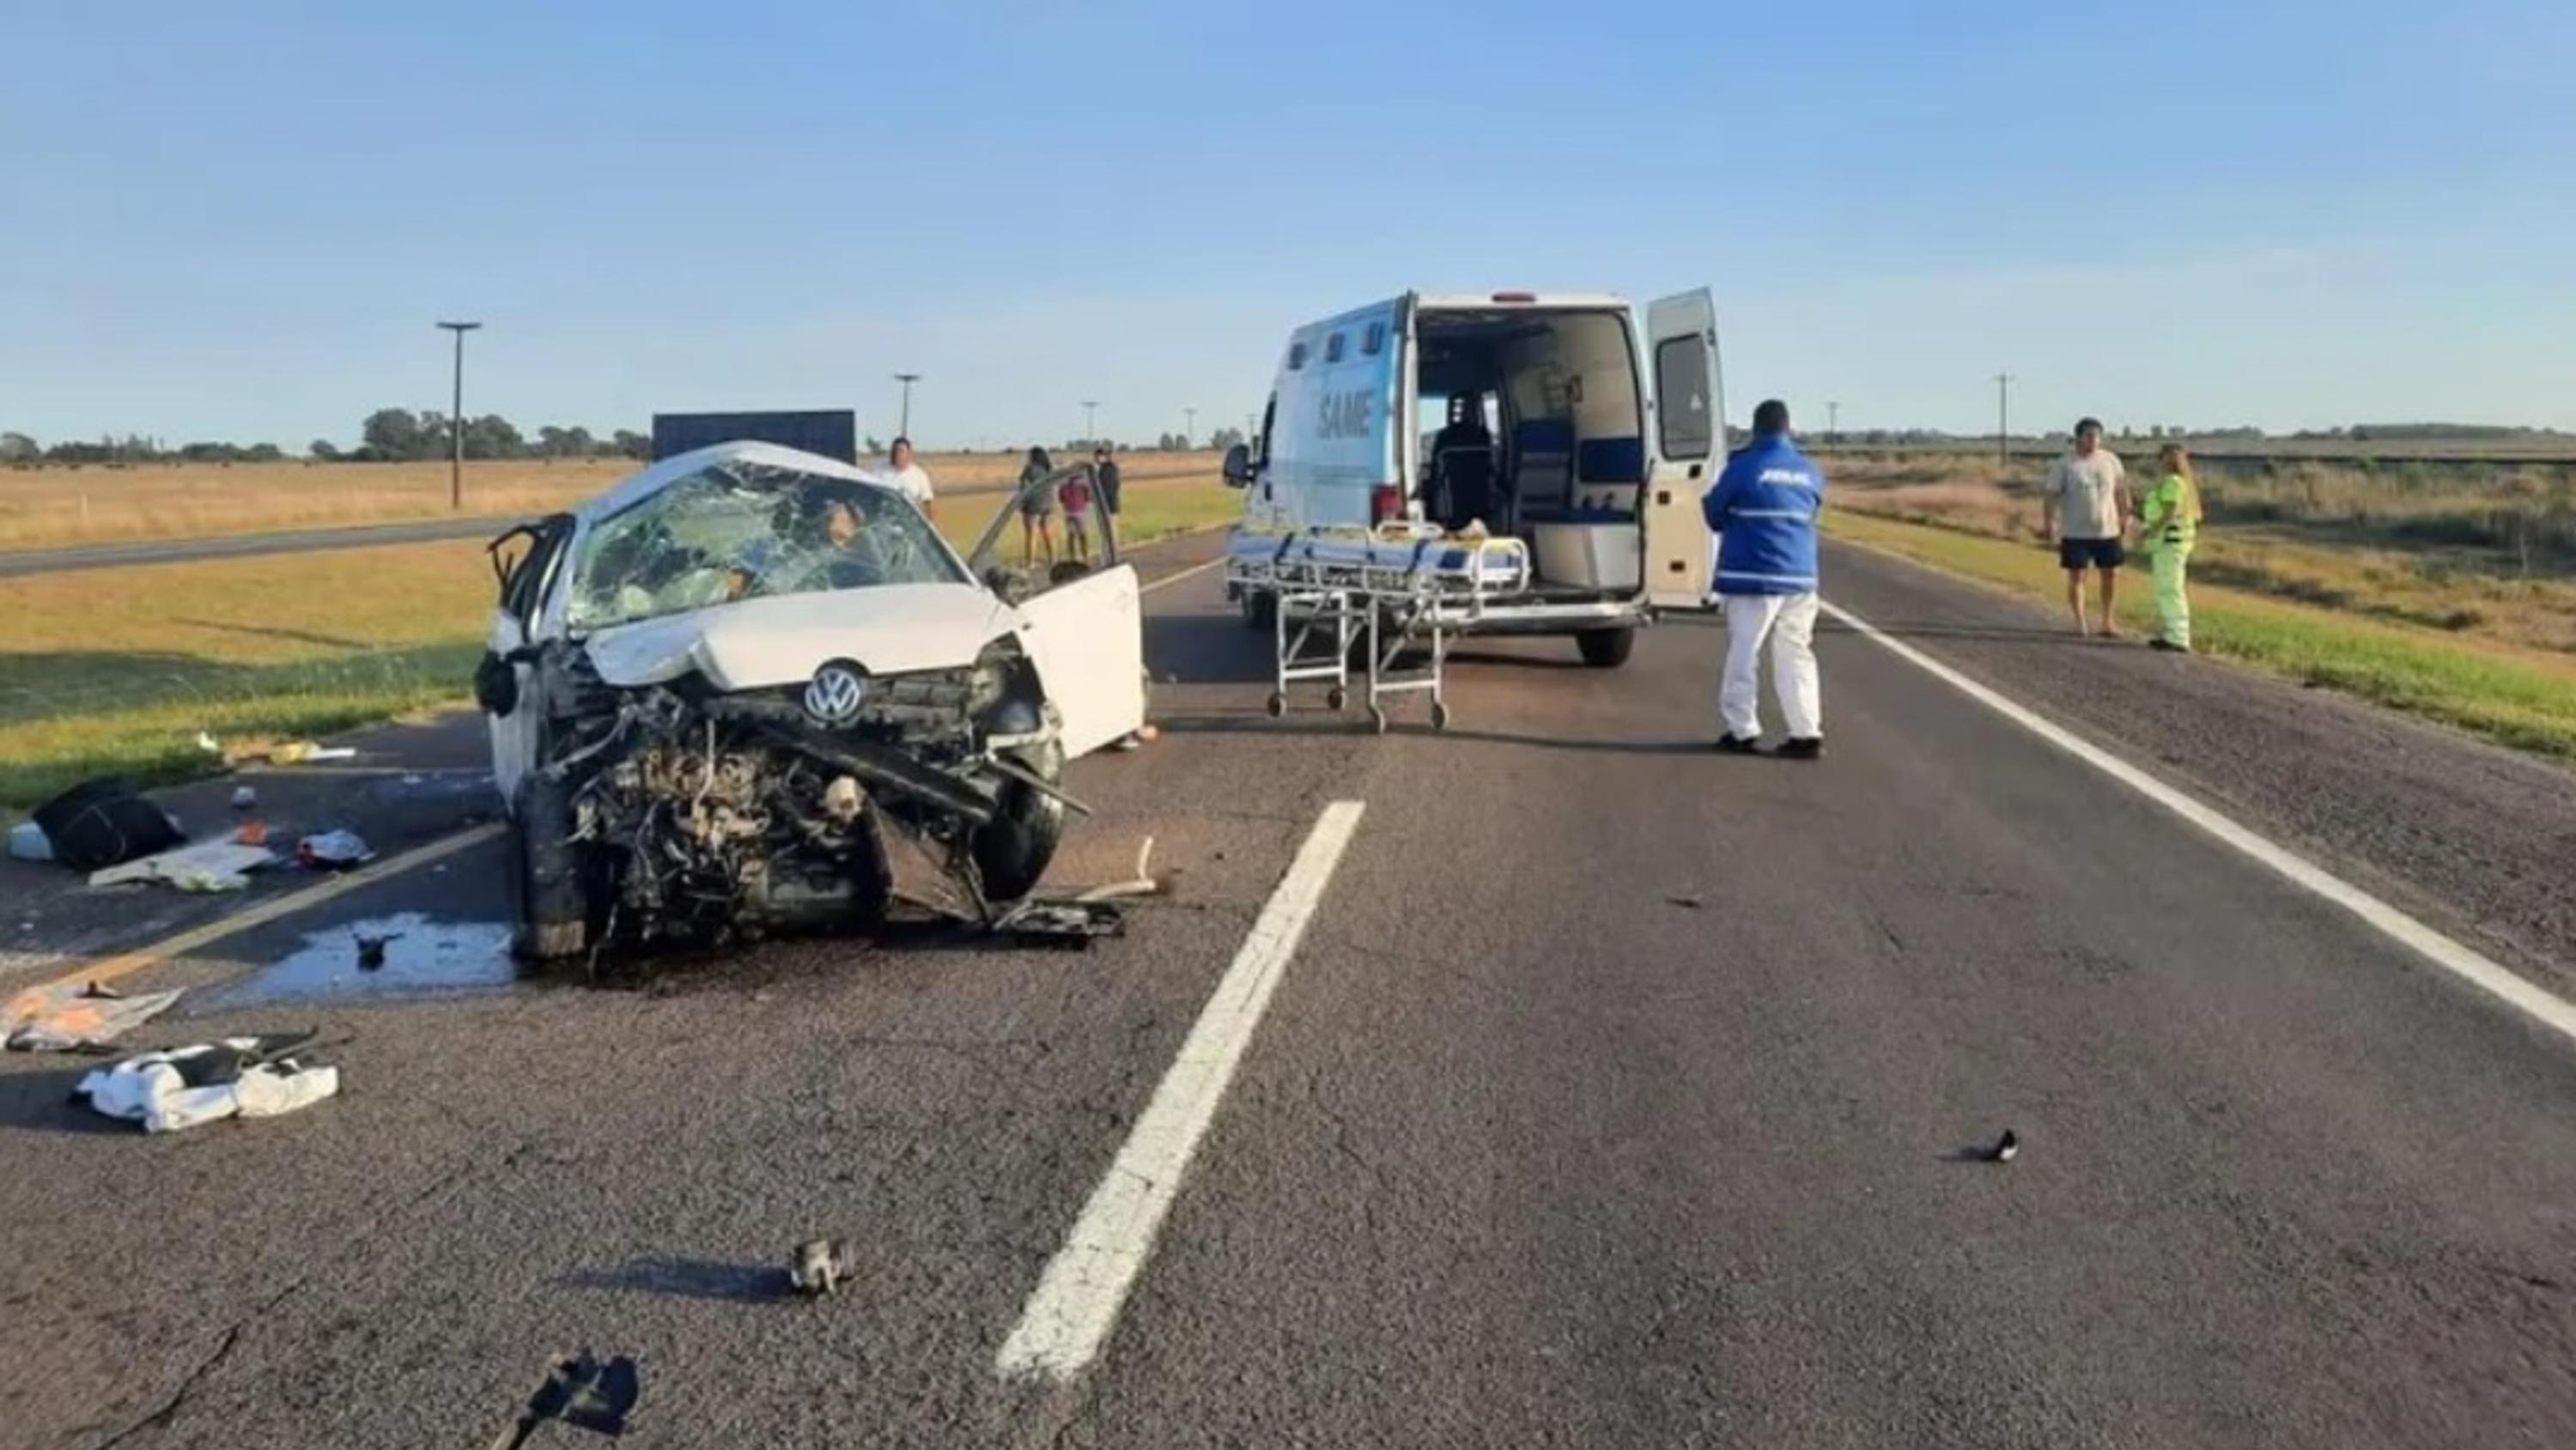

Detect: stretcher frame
1230,528,1531,733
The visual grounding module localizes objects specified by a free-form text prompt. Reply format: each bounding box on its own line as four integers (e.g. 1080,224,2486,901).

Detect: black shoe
1778,737,1825,760
1715,733,1763,755
2148,638,2190,653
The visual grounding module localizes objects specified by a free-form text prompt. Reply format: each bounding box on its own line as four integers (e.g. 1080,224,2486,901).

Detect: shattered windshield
565,460,966,633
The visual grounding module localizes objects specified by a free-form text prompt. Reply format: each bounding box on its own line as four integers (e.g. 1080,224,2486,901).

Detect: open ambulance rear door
1643,288,1723,608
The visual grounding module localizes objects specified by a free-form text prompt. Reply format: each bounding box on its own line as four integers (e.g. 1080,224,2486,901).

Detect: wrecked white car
476,441,1145,961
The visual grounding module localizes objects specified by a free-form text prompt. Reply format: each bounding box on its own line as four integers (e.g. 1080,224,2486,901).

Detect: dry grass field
0,472,1241,808
0,451,1223,552
1829,452,2576,654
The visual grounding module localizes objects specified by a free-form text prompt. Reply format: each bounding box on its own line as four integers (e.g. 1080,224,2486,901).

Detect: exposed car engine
513,642,1066,962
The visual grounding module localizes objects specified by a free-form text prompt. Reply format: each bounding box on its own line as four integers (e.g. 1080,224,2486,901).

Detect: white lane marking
1820,599,2576,1047
997,799,1368,1381
1139,555,1224,595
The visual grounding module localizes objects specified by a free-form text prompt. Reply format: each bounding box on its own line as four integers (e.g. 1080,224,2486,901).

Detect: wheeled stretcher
1224,526,1532,732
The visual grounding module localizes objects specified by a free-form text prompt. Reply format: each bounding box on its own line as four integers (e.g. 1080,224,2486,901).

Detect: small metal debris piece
230,785,258,810
1990,1129,2020,1163
789,1238,856,1297
489,1351,640,1449
1666,894,1704,910
354,931,403,970
993,900,1126,947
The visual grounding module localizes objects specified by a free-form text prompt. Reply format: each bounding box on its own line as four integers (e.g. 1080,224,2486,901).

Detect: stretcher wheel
1430,701,1451,732
1265,691,1286,719
1326,685,1348,712
1367,704,1388,735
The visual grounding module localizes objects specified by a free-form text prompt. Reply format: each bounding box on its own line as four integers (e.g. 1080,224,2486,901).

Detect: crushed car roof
576,440,896,525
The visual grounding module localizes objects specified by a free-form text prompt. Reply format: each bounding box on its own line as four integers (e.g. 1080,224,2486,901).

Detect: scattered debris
489,1351,640,1449
1990,1129,2020,1163
195,731,223,756
33,778,182,871
73,1033,339,1131
789,1238,857,1296
7,820,52,863
354,931,404,970
88,840,277,892
1075,836,1169,903
266,741,357,765
1666,894,1704,910
230,784,258,810
4,980,183,1053
235,821,270,846
993,899,1126,946
296,829,375,870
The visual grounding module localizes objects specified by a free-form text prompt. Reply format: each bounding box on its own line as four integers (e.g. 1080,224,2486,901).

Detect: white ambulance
1222,289,1722,667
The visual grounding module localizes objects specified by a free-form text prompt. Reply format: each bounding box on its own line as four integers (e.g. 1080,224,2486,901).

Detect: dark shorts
2058,537,2126,571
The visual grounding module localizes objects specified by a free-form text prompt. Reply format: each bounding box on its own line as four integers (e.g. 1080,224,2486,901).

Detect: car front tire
972,741,1067,902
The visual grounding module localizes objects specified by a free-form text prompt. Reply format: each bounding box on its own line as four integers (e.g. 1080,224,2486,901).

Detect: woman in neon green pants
2140,442,2202,652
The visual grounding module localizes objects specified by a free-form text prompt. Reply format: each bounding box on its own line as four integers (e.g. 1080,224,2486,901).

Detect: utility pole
1826,400,1841,442
1183,406,1197,446
436,320,482,511
1994,373,2014,473
1081,400,1100,446
891,373,921,440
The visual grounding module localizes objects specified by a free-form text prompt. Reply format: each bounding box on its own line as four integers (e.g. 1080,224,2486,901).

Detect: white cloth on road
76,1040,339,1132
1721,592,1822,740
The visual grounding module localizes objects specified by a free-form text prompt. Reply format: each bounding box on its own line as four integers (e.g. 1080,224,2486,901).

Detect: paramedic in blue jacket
1702,398,1825,759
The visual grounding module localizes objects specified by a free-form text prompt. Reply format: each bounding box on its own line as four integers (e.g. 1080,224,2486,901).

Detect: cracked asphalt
5,530,2576,1448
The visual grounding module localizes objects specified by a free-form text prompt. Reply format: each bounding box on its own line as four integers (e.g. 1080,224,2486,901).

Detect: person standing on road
2140,441,2203,652
1058,462,1097,566
884,436,935,522
1017,446,1058,565
2041,418,2133,637
1703,398,1826,759
1091,446,1122,519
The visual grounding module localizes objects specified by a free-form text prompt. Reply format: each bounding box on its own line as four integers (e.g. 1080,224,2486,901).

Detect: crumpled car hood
581,585,1016,690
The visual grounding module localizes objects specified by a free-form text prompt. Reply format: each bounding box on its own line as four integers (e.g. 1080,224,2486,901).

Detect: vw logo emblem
803,662,868,725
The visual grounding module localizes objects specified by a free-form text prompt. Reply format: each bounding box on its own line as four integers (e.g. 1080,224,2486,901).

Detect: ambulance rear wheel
1576,627,1636,669
1240,587,1277,632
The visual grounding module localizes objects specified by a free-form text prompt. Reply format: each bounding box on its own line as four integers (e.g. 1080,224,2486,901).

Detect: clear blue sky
4,0,2571,449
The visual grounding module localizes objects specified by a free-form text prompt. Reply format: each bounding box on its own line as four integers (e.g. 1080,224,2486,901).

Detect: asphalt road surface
6,531,2575,1448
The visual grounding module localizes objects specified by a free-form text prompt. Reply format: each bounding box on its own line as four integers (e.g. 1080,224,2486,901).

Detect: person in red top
1058,463,1097,565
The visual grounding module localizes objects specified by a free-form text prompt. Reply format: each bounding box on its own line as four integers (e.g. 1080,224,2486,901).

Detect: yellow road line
3,821,507,1013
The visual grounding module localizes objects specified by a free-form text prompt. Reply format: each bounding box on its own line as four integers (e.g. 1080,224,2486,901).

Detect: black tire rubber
1576,627,1637,669
971,742,1067,901
1240,586,1277,632
512,774,590,962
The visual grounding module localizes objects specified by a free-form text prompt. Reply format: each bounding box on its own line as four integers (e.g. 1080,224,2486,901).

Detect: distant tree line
0,411,651,466
343,409,648,463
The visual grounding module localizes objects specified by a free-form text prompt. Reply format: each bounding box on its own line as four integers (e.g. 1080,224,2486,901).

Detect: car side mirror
473,651,519,717
1222,443,1252,488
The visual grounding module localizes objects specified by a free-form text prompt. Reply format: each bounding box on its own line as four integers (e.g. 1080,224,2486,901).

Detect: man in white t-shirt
2040,417,2132,637
884,436,935,521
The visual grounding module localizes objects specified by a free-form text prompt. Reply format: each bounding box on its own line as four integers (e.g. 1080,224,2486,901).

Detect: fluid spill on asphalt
196,912,519,1010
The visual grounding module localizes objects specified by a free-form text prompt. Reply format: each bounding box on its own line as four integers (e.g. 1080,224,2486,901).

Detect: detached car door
1015,564,1147,759
1643,288,1723,608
